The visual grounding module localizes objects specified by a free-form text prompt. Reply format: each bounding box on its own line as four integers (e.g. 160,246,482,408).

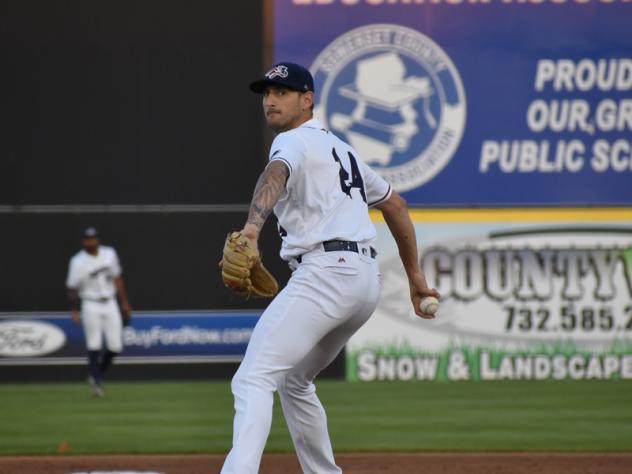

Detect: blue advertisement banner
273,0,631,206
0,311,260,365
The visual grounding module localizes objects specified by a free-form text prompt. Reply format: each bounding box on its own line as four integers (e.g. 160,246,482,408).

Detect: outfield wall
271,0,632,381
348,210,632,381
0,0,274,313
1,1,630,381
0,311,346,381
0,1,289,381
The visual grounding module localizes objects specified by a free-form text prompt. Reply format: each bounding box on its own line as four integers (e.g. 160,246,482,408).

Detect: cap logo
265,65,289,80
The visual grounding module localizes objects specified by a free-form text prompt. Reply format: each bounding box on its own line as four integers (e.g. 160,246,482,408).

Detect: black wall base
0,350,346,383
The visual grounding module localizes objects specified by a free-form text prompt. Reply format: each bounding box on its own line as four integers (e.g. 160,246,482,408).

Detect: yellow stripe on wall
369,208,632,223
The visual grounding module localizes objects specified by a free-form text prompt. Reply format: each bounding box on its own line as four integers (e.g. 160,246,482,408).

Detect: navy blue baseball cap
82,227,99,239
249,62,315,94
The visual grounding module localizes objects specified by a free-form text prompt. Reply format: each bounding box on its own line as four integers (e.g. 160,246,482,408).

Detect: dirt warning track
0,453,631,474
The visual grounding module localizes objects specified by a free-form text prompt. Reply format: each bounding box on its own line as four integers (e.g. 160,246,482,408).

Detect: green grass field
1,380,631,455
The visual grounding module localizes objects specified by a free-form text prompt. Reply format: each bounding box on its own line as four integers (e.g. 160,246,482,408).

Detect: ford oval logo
0,320,66,357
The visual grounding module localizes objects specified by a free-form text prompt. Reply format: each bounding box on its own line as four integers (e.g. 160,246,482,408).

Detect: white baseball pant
221,246,381,474
81,299,123,353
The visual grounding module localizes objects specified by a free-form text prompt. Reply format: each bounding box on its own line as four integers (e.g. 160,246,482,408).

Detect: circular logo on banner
311,24,466,192
0,320,66,357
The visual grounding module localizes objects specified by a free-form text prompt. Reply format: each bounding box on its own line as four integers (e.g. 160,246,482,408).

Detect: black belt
296,240,377,264
83,297,112,303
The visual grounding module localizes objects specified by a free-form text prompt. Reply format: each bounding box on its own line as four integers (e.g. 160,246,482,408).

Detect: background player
220,63,439,473
66,227,132,398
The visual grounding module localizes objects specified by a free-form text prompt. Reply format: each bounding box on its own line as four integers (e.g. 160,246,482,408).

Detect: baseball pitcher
219,63,439,473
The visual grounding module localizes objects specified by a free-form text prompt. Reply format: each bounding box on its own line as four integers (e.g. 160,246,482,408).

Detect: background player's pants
81,299,123,353
221,247,381,474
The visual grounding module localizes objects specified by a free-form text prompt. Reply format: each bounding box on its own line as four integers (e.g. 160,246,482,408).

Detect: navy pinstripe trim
270,157,293,176
368,185,392,207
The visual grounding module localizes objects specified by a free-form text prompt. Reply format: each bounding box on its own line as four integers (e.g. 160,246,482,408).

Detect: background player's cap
82,227,99,239
249,62,314,94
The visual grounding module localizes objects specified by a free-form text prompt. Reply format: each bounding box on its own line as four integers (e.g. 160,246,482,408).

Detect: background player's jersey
66,246,122,300
270,118,392,261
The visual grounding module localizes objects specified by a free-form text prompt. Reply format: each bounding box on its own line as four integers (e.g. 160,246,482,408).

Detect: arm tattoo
246,161,289,231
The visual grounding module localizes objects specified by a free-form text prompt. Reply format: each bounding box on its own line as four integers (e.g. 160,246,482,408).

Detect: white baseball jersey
222,117,388,474
66,246,122,301
269,118,392,261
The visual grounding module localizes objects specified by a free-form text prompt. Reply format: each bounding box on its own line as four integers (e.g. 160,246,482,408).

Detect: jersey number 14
332,148,367,203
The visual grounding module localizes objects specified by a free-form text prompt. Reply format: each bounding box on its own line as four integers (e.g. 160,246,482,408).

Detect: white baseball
419,296,439,315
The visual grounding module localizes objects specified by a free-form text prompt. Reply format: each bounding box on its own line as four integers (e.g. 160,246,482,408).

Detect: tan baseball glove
221,231,279,298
